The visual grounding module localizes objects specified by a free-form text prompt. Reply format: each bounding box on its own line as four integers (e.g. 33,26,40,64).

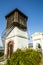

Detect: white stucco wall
32,32,43,54
4,27,29,55
7,27,28,38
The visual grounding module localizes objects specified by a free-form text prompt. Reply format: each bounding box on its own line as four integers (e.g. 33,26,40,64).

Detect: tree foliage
6,49,41,65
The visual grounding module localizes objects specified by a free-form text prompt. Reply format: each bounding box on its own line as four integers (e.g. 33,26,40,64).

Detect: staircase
1,23,14,39
1,23,14,48
6,25,14,37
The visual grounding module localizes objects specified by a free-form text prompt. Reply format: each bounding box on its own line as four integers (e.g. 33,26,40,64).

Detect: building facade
2,8,29,58
32,32,43,54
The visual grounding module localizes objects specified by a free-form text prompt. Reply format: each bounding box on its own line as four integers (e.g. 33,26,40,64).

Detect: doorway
7,40,14,58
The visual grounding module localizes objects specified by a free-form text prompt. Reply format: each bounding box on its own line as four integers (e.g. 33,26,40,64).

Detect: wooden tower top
5,8,28,30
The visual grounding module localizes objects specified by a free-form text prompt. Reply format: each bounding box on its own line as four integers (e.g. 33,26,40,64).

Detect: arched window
36,43,42,54
38,44,41,49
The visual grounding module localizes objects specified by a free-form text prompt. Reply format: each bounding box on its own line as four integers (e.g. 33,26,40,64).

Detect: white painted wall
32,32,43,54
7,27,28,38
4,27,29,56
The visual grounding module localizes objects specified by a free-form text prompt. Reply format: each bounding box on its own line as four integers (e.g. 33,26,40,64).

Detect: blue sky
0,0,43,46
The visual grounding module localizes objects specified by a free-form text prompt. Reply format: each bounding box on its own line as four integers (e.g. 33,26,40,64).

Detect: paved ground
0,60,6,65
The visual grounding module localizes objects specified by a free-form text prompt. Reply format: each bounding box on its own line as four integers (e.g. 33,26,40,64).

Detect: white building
1,8,29,58
32,32,43,54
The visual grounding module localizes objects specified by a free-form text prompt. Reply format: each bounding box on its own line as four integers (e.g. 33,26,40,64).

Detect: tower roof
5,8,28,20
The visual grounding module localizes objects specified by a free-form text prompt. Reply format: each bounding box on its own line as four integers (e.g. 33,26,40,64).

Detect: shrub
6,49,41,65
